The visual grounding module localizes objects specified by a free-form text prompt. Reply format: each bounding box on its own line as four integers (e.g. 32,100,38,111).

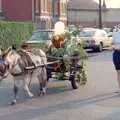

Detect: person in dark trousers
112,25,120,93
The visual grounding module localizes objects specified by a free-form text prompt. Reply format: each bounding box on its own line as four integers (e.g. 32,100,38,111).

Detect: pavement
0,51,120,120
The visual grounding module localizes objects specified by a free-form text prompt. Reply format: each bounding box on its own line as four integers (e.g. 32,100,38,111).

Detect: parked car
79,28,112,52
25,29,53,50
103,27,113,41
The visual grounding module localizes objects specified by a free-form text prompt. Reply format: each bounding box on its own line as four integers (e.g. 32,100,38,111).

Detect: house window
53,0,59,17
63,3,66,15
41,0,44,11
41,0,48,12
45,0,48,12
44,0,45,11
36,0,39,13
60,2,66,15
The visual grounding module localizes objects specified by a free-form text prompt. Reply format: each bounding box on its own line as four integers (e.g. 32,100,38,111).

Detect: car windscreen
79,30,96,37
29,31,53,41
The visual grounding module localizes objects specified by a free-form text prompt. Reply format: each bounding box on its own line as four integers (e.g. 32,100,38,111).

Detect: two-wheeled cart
46,55,83,89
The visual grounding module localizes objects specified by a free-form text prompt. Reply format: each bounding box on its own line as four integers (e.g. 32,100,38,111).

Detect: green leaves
0,21,35,49
47,31,88,85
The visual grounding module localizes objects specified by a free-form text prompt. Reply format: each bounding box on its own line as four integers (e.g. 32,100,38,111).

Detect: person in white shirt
112,25,120,93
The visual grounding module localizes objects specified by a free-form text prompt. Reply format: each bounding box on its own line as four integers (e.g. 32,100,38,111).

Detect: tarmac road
0,50,120,120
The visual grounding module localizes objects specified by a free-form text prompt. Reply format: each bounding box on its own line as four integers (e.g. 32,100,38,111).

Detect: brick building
1,0,67,29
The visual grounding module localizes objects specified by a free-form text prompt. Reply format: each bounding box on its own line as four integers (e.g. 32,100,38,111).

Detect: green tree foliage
0,21,35,49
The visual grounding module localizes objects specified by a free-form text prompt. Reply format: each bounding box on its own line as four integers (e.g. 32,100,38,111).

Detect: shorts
113,50,120,70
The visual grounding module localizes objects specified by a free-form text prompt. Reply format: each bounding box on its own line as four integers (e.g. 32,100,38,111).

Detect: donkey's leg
23,74,34,97
42,68,48,95
42,80,47,95
38,68,47,96
38,81,47,96
11,79,20,105
39,82,43,96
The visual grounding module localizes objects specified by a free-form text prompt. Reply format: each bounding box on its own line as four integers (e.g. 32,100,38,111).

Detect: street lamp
98,0,102,29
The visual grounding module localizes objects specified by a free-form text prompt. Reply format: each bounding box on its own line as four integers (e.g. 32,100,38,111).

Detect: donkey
0,47,47,104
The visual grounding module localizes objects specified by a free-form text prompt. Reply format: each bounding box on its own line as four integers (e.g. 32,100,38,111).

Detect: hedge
0,21,36,49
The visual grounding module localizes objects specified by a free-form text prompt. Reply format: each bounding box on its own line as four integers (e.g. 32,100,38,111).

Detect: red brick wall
2,0,32,21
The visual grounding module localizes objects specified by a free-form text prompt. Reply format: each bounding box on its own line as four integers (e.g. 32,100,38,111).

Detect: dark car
25,30,53,50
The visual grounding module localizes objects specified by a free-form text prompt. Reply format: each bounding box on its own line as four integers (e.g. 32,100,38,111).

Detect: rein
0,60,6,76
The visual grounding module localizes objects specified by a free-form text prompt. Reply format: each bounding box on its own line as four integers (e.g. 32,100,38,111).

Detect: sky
93,0,120,8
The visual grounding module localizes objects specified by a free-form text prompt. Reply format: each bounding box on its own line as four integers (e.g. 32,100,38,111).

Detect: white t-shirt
113,30,120,49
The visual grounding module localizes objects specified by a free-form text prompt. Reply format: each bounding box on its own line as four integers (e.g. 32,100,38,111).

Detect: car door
101,30,112,47
96,30,109,47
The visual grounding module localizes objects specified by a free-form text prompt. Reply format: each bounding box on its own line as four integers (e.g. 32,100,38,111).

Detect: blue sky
93,0,120,8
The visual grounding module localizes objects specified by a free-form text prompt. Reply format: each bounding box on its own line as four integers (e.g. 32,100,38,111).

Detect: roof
68,0,104,10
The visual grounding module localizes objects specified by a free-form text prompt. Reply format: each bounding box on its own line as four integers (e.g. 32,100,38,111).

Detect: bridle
0,61,9,81
0,49,22,78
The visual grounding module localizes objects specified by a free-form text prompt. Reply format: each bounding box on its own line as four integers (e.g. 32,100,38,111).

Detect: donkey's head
4,48,20,67
0,47,21,80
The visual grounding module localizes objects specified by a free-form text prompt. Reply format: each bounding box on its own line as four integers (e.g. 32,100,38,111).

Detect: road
0,50,120,120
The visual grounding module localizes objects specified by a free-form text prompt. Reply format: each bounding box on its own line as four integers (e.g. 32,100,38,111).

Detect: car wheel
97,43,103,52
93,43,103,52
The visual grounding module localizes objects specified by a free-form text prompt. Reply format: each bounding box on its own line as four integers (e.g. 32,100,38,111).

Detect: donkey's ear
2,47,11,59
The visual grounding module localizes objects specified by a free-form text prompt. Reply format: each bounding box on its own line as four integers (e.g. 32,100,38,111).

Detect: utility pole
99,0,102,29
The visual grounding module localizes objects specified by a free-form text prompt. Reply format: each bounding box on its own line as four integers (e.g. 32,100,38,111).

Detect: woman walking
112,25,120,92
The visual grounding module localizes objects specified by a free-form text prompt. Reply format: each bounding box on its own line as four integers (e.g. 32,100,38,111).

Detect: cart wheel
69,72,79,89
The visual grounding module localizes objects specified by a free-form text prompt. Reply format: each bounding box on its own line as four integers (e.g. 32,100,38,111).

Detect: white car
79,28,112,52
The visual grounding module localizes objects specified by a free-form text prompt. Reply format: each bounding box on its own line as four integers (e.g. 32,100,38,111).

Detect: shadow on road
0,91,119,120
0,82,72,107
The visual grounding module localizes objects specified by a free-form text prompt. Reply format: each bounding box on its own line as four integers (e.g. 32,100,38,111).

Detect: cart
46,54,84,89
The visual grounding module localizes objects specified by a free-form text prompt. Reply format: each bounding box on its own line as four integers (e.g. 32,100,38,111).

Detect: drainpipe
32,0,35,22
58,0,60,21
0,0,2,12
